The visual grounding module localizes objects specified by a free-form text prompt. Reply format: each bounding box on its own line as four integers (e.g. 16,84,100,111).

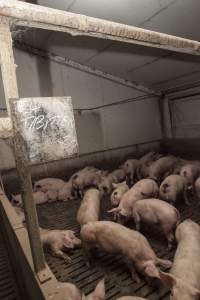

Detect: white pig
58,282,82,300
122,159,139,185
180,163,200,192
11,190,48,207
58,179,74,201
99,168,126,195
81,221,172,283
84,279,105,300
110,181,129,207
137,152,162,180
159,219,200,300
147,155,178,184
77,188,101,226
40,228,81,262
159,174,190,205
132,198,180,248
72,167,102,197
194,177,200,200
33,178,65,193
108,179,159,219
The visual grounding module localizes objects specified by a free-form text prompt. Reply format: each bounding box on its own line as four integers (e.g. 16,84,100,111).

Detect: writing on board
12,97,78,164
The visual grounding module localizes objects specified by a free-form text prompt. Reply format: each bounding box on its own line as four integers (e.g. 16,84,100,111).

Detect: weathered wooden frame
0,0,198,292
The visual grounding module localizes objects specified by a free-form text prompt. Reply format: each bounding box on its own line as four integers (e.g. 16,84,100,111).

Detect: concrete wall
170,94,200,138
0,48,162,172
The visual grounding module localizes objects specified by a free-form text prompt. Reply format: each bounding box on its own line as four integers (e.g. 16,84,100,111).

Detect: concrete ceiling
17,0,200,92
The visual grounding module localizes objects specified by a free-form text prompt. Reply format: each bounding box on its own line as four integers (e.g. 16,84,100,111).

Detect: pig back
77,189,100,225
172,220,200,287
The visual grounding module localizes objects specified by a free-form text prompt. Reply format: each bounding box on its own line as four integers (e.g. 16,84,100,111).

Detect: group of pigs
10,151,200,300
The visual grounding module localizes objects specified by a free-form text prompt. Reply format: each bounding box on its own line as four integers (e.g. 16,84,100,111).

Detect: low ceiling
16,0,200,93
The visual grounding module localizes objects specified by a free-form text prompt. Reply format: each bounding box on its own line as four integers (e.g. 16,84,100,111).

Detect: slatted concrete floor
37,197,200,300
0,231,22,300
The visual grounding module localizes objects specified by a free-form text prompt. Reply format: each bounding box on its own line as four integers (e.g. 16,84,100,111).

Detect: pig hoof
64,256,72,263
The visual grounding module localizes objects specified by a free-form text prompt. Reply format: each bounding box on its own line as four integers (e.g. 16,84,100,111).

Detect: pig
180,163,200,192
40,228,81,262
137,152,163,180
147,155,178,184
122,159,139,186
132,198,180,249
83,279,147,300
33,177,65,193
159,174,190,205
72,167,102,198
98,168,126,195
110,181,129,207
58,282,82,300
108,179,159,220
159,219,200,300
11,190,48,207
194,177,200,200
116,296,148,300
83,279,105,300
58,179,74,201
80,221,172,283
77,188,101,226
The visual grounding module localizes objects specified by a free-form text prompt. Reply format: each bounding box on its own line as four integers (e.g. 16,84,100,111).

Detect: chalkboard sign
11,97,78,164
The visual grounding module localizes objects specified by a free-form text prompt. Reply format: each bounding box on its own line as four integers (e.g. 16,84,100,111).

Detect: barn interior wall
0,48,162,175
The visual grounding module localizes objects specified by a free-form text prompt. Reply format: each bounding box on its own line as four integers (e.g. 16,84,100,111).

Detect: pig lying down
40,228,81,262
11,191,48,206
58,178,74,201
81,221,172,283
132,198,180,249
77,188,101,226
33,177,65,192
159,174,190,205
160,219,200,300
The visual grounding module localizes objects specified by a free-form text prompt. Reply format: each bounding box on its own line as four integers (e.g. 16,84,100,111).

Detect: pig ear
112,183,118,189
107,207,121,213
159,271,176,288
144,263,160,279
82,294,86,300
93,279,105,300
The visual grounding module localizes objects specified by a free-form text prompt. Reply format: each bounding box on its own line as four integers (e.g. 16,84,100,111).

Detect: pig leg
123,258,141,283
156,258,172,270
166,232,174,250
51,247,72,263
133,211,141,231
183,189,192,205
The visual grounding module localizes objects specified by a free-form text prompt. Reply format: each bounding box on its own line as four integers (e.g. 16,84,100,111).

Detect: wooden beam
0,18,47,277
0,117,12,138
15,41,160,96
0,18,18,116
1,1,200,56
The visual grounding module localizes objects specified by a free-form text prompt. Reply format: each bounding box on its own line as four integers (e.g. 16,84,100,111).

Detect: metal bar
1,1,200,56
0,17,46,277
